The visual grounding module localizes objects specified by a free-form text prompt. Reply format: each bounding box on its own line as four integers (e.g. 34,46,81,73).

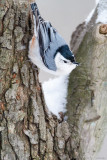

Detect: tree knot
99,24,107,34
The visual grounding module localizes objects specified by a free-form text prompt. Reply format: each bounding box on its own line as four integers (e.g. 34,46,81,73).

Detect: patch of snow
85,0,100,24
42,75,69,118
96,10,107,24
96,0,99,5
96,0,107,23
85,9,95,24
85,0,107,24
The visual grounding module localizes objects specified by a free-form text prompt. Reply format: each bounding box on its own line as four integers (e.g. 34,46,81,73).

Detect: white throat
54,52,77,75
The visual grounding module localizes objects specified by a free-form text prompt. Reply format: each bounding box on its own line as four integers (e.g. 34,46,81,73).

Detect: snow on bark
96,0,100,5
42,76,69,118
85,9,95,24
96,0,107,23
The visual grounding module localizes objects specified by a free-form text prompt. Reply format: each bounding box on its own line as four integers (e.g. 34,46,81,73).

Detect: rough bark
0,0,107,160
67,1,107,160
0,1,72,160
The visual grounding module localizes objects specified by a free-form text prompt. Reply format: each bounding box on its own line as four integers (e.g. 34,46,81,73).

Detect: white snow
85,0,98,24
85,9,95,24
96,0,107,23
96,0,99,5
85,0,107,24
42,75,69,118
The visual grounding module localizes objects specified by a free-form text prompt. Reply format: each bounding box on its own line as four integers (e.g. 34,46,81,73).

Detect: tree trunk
0,1,71,160
0,0,107,160
67,1,107,159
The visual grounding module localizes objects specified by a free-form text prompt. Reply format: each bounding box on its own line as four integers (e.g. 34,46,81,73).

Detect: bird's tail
30,2,44,37
30,2,39,15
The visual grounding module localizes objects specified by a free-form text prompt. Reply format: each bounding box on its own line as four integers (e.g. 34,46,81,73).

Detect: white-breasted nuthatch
29,2,78,75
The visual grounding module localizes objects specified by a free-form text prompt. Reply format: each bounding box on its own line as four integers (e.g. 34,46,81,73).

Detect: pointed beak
73,62,79,66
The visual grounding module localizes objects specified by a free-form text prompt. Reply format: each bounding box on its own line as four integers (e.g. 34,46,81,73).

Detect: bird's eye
63,60,67,63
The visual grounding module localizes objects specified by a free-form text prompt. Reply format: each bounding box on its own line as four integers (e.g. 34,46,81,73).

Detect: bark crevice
0,1,107,160
5,117,19,160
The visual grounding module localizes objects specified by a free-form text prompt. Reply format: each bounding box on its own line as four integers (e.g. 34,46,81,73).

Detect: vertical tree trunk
0,0,107,160
0,1,72,160
67,1,107,159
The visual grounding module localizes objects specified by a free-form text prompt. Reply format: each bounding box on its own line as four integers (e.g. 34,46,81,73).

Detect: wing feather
31,3,66,71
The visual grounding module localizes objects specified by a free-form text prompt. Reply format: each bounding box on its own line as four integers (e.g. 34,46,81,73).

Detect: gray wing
31,3,66,71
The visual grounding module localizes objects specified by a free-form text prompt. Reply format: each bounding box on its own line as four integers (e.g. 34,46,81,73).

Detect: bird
29,2,78,76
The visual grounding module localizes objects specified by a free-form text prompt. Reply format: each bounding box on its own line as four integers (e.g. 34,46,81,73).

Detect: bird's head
54,45,78,75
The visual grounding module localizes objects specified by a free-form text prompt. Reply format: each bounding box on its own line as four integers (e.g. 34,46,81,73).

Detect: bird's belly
29,37,45,69
29,37,56,74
